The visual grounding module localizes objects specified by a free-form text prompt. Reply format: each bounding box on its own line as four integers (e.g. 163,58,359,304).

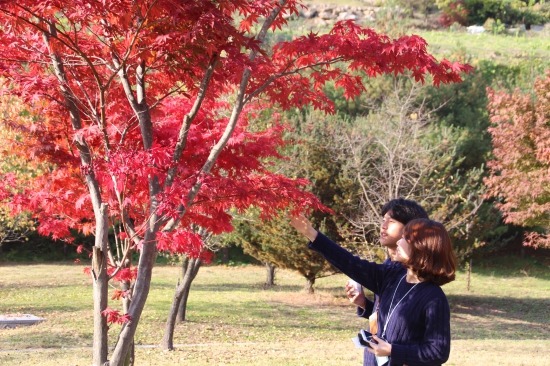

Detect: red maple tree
485,71,550,249
0,1,471,365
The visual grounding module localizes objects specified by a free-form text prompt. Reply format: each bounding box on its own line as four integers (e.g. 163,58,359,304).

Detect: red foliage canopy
485,71,550,249
0,0,470,255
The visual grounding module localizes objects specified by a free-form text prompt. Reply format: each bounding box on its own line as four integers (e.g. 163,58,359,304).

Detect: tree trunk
92,204,109,366
220,247,230,264
467,258,472,292
108,229,158,366
176,283,191,323
264,262,276,288
161,256,202,350
305,276,315,294
121,269,134,366
123,342,134,366
177,257,202,322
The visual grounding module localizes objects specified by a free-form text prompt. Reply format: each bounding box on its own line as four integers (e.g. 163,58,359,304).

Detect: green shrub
438,0,549,26
464,0,549,26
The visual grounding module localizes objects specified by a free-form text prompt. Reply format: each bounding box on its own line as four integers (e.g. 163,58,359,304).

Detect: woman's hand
289,214,318,242
366,334,392,357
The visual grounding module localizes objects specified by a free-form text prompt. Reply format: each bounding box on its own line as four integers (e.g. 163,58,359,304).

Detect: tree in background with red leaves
0,1,470,365
485,71,550,249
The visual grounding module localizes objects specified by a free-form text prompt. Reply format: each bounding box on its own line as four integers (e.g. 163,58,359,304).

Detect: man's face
379,212,405,248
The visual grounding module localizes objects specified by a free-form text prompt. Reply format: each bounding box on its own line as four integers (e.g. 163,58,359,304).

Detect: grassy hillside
291,1,550,68
421,30,549,66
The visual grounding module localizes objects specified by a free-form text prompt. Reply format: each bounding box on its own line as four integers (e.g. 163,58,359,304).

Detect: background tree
420,57,546,262
0,88,35,253
436,0,550,28
221,221,277,288
317,79,483,260
485,71,550,249
289,77,502,264
229,107,359,292
0,207,32,250
231,211,336,293
161,226,214,350
0,1,469,364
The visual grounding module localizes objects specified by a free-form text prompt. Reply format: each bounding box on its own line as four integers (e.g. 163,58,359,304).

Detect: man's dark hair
381,198,428,225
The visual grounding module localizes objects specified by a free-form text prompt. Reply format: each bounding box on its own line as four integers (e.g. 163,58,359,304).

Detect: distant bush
437,0,469,26
0,233,76,262
437,0,550,27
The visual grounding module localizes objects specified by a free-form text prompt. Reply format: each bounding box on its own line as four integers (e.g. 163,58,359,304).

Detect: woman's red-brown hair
403,219,457,286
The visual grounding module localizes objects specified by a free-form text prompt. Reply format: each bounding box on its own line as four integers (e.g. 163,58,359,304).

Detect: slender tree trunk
92,204,109,366
177,257,201,322
121,267,134,366
220,247,229,264
264,262,276,288
161,256,202,350
176,283,192,323
108,229,158,366
161,282,183,350
305,276,315,294
123,342,134,366
467,258,472,292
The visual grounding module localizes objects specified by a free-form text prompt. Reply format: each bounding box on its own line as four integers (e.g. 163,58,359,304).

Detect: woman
290,216,457,366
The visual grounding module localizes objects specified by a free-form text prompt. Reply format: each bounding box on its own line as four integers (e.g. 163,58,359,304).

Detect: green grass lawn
0,256,548,365
421,30,550,66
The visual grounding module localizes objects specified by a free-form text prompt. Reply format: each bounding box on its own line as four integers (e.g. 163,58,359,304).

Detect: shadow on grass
190,293,550,340
448,294,550,340
0,283,90,291
186,300,357,333
0,305,85,314
192,283,304,293
0,327,92,349
470,254,550,281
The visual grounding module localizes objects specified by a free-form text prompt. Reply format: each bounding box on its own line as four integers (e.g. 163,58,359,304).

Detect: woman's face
394,235,412,263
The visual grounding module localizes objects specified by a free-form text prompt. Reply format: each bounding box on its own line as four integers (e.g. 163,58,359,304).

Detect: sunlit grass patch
0,258,548,365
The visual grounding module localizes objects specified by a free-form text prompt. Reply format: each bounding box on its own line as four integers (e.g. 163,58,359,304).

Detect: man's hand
345,281,367,309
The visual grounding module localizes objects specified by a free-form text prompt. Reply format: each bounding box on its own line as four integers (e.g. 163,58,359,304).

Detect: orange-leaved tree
485,71,550,249
0,1,471,365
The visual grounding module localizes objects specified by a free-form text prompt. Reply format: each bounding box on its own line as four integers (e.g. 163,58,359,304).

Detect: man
343,198,428,365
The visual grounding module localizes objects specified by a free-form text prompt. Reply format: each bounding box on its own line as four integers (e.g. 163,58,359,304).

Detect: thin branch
164,52,220,189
